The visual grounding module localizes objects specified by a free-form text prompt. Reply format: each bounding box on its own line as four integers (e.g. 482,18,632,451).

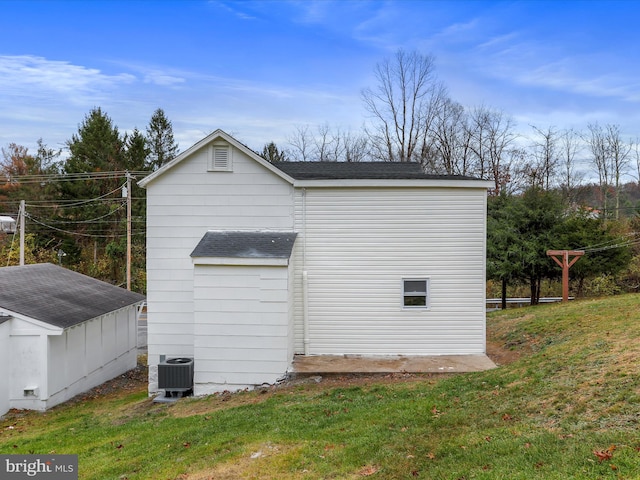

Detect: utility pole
19,200,25,266
125,172,132,291
546,250,584,302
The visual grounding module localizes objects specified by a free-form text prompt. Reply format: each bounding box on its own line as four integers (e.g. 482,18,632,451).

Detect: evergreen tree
60,108,126,270
145,108,178,170
125,128,150,171
260,142,288,162
486,192,520,308
123,128,149,288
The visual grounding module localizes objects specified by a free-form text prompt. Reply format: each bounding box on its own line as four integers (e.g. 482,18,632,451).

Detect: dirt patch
486,339,522,366
67,362,149,404
57,340,520,418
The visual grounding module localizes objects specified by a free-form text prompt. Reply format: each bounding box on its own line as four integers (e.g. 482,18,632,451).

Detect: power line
25,215,144,238
2,170,149,185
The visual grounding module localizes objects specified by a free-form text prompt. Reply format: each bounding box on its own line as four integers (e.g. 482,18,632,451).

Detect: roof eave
292,178,494,188
0,309,64,335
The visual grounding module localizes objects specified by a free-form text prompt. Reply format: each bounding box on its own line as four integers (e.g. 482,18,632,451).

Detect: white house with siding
139,129,493,396
0,263,145,416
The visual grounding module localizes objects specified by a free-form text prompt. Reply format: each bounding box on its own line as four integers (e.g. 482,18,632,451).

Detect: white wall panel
0,321,11,416
293,186,487,356
192,264,291,393
145,140,294,394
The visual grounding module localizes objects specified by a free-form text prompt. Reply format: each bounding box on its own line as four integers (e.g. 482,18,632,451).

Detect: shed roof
0,263,145,328
191,231,297,259
270,161,479,180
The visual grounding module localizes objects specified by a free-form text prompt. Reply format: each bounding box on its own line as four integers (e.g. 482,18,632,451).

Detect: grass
2,294,640,479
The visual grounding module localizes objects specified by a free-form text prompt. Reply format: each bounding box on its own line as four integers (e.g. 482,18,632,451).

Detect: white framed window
402,278,430,309
208,144,232,171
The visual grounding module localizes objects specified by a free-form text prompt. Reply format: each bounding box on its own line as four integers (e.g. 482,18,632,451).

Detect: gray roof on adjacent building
270,161,478,180
191,231,297,258
0,263,146,329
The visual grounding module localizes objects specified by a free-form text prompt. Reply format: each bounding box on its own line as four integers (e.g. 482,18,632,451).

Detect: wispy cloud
209,0,260,20
0,55,135,99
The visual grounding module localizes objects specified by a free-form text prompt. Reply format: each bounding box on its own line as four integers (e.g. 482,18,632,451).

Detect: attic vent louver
209,144,232,171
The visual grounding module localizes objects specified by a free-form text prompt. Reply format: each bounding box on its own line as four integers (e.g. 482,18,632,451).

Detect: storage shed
0,263,145,415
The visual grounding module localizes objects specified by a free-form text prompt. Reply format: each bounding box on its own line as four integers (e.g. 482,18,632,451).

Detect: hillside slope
1,295,640,479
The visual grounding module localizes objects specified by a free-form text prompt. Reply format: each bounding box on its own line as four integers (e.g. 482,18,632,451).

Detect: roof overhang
292,178,495,189
192,257,290,266
0,309,64,335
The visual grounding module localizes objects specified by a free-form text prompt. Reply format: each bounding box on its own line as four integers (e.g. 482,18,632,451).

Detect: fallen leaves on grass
359,465,379,476
593,445,616,463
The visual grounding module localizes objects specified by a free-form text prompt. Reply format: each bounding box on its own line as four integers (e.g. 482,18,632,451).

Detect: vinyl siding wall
293,186,487,355
0,321,10,416
145,143,294,392
193,264,292,394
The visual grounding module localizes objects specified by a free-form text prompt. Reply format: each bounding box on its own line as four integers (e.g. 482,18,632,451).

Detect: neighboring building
0,263,145,416
139,129,493,396
0,216,16,234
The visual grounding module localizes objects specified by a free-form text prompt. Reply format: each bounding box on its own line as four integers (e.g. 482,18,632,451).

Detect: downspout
302,187,310,355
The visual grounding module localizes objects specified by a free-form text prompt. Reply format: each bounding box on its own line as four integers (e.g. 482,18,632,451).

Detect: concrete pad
291,354,496,374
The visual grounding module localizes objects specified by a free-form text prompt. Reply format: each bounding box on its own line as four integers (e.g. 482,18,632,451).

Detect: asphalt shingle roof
191,231,297,258
270,161,478,180
0,263,145,329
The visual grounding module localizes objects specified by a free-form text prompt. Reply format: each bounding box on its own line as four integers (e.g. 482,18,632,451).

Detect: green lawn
2,294,640,479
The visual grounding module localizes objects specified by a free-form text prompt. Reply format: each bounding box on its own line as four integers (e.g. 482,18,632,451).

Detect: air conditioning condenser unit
158,357,194,397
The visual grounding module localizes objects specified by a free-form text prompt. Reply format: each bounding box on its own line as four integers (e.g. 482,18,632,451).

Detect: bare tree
558,128,583,201
605,124,631,220
342,129,369,162
430,97,465,175
632,137,640,185
287,125,313,161
467,106,518,194
314,123,338,161
529,125,559,190
362,49,444,163
585,123,610,218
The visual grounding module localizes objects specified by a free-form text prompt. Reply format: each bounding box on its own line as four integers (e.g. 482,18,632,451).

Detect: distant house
139,129,493,396
0,263,145,416
0,216,16,234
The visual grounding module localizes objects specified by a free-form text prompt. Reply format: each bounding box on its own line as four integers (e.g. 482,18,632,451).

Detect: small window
403,278,429,309
208,144,232,171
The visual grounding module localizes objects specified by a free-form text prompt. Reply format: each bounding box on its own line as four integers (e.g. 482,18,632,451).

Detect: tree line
0,108,178,292
262,50,640,215
259,49,640,303
1,49,639,300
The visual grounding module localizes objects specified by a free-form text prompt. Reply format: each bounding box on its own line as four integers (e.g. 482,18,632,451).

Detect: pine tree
125,128,150,171
260,142,288,162
60,108,126,269
145,108,179,170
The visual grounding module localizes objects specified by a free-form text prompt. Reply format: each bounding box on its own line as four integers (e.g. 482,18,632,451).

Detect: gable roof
138,129,492,189
191,231,297,259
270,161,479,180
138,129,294,188
0,263,145,329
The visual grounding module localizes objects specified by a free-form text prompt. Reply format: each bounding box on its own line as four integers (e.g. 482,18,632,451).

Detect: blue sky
2,0,640,173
